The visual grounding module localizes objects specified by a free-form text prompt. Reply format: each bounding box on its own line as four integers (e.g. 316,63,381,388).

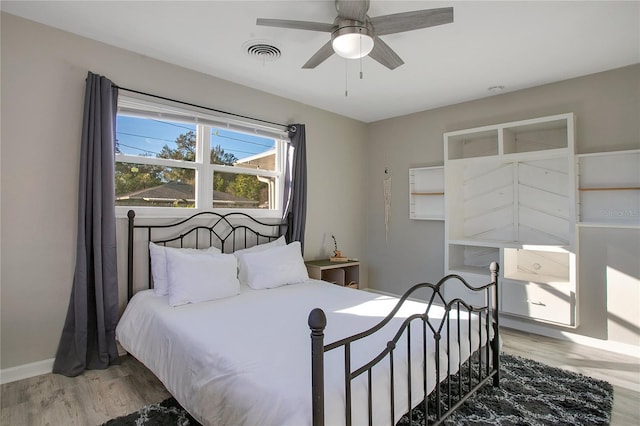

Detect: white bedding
116,279,491,426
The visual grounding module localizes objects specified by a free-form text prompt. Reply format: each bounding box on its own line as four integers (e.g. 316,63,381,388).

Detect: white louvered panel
518,206,570,244
518,225,569,245
518,184,569,220
464,184,513,219
518,159,569,197
462,163,514,240
464,206,514,241
524,156,568,173
464,163,512,197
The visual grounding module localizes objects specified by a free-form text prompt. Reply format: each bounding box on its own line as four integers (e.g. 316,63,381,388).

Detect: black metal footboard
309,262,499,426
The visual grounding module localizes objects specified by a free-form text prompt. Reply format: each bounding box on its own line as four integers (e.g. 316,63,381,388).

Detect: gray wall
366,64,640,347
1,10,638,372
0,12,368,370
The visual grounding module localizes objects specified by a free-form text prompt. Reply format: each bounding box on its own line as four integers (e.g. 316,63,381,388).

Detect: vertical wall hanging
384,168,392,241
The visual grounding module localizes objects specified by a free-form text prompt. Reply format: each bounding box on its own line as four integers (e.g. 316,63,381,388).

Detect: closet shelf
409,166,444,220
577,150,639,227
578,186,640,191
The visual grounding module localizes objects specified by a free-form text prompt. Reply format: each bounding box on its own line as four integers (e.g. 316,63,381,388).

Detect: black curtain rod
115,86,295,133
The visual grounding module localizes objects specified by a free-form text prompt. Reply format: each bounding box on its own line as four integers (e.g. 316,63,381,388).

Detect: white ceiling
2,1,639,123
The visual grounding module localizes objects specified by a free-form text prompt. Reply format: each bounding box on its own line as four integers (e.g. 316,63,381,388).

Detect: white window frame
115,95,288,219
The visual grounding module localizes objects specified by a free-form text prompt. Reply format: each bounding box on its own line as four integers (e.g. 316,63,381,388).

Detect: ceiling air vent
244,40,281,62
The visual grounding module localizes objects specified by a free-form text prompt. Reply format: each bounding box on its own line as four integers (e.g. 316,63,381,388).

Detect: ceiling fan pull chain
345,59,349,97
359,31,364,80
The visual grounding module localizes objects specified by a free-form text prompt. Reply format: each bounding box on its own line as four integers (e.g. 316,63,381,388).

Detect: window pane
213,171,273,209
116,162,195,207
116,115,197,162
210,128,276,171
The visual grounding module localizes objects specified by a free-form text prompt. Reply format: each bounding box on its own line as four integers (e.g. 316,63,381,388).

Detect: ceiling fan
256,0,453,70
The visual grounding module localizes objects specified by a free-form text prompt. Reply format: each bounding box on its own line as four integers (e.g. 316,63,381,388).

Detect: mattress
116,279,490,426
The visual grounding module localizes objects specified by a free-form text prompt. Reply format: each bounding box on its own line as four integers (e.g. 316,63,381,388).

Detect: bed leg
127,209,136,301
309,308,327,426
490,262,500,388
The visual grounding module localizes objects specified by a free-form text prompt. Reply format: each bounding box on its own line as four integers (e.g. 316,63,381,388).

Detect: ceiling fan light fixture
331,21,374,59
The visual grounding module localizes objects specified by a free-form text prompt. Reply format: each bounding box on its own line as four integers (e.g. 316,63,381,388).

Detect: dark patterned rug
102,354,613,426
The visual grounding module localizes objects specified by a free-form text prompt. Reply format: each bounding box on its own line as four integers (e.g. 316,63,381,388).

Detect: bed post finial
309,308,326,330
309,308,326,426
490,261,499,279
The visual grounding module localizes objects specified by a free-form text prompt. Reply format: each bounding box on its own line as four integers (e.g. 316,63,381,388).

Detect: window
115,96,287,217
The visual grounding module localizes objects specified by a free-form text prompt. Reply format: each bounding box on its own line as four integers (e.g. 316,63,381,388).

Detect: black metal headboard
127,209,291,300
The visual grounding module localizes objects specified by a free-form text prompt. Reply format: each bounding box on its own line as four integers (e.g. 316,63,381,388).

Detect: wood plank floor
1,327,638,425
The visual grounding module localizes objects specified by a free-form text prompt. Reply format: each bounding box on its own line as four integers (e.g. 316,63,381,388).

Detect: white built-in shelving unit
443,113,578,327
409,166,444,220
577,149,640,228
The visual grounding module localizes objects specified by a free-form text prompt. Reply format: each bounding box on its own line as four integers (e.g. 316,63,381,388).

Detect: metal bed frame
125,209,500,426
126,209,291,299
309,265,500,426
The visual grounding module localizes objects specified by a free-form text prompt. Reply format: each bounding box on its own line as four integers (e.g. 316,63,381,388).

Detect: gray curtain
283,124,307,251
53,72,120,377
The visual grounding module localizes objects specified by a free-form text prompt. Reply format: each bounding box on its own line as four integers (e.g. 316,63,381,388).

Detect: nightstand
305,259,360,289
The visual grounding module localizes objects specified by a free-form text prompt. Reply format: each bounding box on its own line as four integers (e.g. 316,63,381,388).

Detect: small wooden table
305,259,360,289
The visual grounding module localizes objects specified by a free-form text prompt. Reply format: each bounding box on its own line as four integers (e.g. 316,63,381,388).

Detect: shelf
447,243,500,276
502,117,569,155
446,129,499,160
579,187,640,191
409,166,444,220
445,113,574,161
577,150,640,227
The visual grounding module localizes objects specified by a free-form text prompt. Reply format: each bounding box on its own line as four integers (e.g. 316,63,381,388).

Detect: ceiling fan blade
335,0,370,21
370,7,453,36
256,18,334,33
302,41,335,69
368,37,404,70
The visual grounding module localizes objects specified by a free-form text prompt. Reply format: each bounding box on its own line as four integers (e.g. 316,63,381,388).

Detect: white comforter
116,280,490,426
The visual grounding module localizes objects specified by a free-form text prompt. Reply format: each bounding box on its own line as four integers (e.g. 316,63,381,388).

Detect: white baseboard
1,358,54,385
501,317,640,359
1,345,129,385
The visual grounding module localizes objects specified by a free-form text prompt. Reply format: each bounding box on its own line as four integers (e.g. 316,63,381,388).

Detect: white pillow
165,250,240,307
149,242,221,296
232,235,286,262
238,241,309,290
